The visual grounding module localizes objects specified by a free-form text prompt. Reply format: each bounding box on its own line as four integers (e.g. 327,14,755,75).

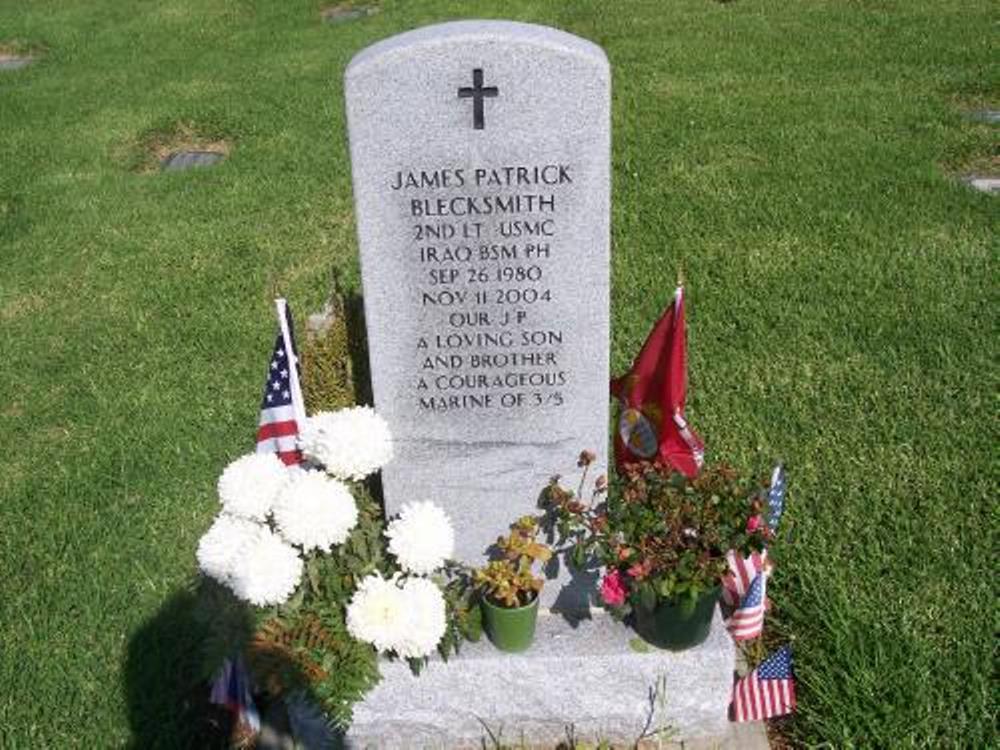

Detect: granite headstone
345,21,610,610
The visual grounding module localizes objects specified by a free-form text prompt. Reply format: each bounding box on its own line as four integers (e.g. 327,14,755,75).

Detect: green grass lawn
1,0,995,746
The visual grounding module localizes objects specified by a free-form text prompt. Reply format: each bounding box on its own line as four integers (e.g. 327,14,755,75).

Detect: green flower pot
481,594,540,653
633,587,719,651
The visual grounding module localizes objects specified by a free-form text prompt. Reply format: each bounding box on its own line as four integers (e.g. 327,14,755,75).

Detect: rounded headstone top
346,20,608,81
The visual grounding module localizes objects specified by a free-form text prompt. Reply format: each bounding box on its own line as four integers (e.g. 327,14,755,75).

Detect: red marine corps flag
611,285,704,477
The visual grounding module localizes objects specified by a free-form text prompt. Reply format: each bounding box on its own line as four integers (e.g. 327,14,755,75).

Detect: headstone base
338,608,737,749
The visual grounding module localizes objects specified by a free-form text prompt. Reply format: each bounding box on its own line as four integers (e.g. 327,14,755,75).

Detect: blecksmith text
410,193,554,217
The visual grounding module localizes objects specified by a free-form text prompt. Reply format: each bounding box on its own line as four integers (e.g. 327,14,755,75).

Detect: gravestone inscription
345,21,610,609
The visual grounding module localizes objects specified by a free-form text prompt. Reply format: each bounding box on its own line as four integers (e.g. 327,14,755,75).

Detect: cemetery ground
0,0,994,747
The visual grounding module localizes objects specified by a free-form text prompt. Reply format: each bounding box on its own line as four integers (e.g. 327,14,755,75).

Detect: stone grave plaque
966,110,1000,124
0,55,32,70
160,150,225,172
966,176,1000,194
322,4,379,24
345,21,610,610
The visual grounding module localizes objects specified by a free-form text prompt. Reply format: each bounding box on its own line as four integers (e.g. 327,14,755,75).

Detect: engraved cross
457,68,499,130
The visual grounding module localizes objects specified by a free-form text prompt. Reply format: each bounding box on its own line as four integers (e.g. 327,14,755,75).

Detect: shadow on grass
125,584,235,749
125,580,332,749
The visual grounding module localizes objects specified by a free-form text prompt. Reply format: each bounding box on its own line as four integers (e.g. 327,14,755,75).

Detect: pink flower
746,515,763,533
600,569,627,607
626,558,653,581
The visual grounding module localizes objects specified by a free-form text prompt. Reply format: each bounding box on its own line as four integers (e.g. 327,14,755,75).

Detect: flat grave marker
965,109,1000,124
322,5,379,24
965,176,1000,194
0,54,32,70
160,150,225,172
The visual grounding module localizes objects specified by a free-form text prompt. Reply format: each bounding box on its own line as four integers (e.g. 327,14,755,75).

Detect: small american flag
209,656,261,735
731,646,796,722
256,299,306,465
726,571,766,641
721,548,768,607
768,464,786,534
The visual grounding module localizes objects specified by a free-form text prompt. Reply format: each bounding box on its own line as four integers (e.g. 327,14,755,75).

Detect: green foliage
198,486,484,728
238,489,388,728
194,488,398,730
247,606,379,730
474,516,552,608
299,295,359,414
439,561,484,657
543,460,769,608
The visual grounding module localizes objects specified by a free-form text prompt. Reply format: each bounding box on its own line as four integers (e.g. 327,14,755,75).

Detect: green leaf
629,637,652,653
462,605,483,641
407,657,425,676
307,557,322,594
639,582,657,611
282,586,305,613
679,591,698,616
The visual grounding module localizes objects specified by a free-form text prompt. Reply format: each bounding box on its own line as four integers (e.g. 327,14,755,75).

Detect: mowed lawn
1,0,994,746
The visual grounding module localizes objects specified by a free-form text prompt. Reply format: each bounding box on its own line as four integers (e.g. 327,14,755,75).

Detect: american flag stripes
721,548,768,607
731,646,797,721
767,464,786,534
256,299,306,465
209,656,261,734
726,571,766,640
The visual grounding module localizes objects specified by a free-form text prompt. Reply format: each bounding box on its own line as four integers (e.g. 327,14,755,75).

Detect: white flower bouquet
194,405,478,729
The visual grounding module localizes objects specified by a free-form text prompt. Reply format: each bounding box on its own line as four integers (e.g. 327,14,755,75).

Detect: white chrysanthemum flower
386,502,455,575
394,577,447,659
228,527,303,606
272,471,358,551
299,407,393,481
217,452,288,521
196,514,265,585
346,572,407,653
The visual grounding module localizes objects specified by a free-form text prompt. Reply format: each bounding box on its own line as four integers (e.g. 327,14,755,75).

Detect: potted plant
542,454,769,650
474,516,552,652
